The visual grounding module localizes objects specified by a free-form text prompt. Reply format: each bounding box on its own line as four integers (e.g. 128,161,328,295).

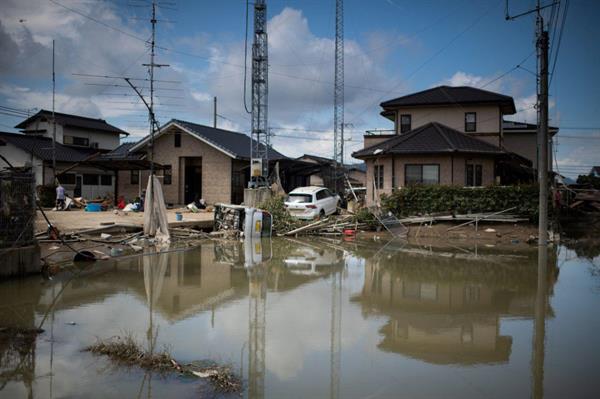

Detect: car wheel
319,209,326,219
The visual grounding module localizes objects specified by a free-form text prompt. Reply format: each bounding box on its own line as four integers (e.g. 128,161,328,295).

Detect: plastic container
175,212,183,221
85,203,102,212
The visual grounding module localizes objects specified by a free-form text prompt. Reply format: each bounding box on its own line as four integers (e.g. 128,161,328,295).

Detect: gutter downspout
451,154,454,185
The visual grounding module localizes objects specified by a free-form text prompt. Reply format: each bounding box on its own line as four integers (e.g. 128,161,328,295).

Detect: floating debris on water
84,335,241,392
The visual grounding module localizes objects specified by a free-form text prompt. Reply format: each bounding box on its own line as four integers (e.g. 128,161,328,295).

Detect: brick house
352,86,556,206
118,119,286,205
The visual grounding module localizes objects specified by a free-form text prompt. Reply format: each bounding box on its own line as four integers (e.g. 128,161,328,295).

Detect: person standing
56,183,65,210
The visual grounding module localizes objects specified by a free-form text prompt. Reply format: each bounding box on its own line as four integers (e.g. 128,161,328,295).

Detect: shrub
258,195,303,233
37,184,56,208
380,185,545,221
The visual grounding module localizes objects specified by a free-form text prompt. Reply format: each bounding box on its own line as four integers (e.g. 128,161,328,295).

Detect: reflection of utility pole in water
330,266,342,399
531,244,548,399
142,252,168,398
248,266,266,399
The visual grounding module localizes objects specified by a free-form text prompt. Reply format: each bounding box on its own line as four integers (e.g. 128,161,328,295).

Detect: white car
285,186,340,220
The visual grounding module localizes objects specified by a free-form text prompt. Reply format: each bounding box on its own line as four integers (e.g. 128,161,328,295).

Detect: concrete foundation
243,187,272,208
0,244,41,279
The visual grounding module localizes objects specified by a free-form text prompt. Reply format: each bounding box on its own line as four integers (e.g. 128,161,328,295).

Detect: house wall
365,154,496,206
62,126,120,150
348,169,366,186
0,143,44,185
48,162,115,199
117,127,233,205
309,174,324,186
22,120,120,151
22,120,63,142
503,133,537,166
393,105,501,135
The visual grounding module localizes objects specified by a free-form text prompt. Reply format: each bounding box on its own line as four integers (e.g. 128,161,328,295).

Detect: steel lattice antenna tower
332,0,344,191
251,0,269,180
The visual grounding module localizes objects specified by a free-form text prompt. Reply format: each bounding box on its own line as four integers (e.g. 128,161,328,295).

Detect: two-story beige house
352,86,556,205
0,110,129,199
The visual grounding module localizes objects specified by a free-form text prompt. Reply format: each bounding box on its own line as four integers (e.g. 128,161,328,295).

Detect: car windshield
286,193,313,203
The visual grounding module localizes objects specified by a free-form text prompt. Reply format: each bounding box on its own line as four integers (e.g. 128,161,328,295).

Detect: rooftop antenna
249,0,269,187
332,0,344,192
142,0,169,177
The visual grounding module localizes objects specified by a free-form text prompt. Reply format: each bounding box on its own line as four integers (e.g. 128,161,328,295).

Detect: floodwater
1,237,599,398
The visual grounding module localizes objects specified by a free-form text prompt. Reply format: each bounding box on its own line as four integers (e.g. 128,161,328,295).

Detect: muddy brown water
0,237,599,398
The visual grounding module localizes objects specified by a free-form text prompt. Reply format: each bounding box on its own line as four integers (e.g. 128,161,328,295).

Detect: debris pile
569,190,600,212
84,335,241,393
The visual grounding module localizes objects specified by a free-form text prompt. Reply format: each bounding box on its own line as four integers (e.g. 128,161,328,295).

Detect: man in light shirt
56,184,65,210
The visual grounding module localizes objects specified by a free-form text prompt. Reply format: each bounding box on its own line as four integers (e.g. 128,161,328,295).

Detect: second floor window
465,112,477,132
64,135,89,147
400,114,412,133
174,132,181,147
374,165,384,189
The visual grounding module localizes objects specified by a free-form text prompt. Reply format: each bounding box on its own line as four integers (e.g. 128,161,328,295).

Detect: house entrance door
184,157,202,204
74,175,82,197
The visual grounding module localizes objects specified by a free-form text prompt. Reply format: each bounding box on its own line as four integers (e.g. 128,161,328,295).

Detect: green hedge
380,185,545,220
37,184,56,208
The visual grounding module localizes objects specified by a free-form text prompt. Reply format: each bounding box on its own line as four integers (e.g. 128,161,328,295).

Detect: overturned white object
143,175,170,242
192,370,219,378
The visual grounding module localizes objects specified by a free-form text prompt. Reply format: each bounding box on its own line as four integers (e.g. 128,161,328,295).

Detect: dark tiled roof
502,120,559,132
297,154,335,164
352,122,504,159
15,110,129,136
0,131,98,162
297,154,365,171
381,86,516,114
101,142,142,160
133,119,287,160
348,163,366,172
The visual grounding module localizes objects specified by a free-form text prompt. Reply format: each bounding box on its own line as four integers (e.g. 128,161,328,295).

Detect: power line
479,50,536,89
348,0,500,125
73,73,180,83
549,0,569,86
49,0,150,44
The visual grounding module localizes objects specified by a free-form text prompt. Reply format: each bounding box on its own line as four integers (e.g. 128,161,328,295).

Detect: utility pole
250,0,269,186
537,25,549,246
506,0,554,245
332,0,344,193
213,96,217,128
52,39,56,184
506,2,555,397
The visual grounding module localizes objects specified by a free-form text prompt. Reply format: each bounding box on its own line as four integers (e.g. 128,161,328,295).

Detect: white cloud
0,2,393,161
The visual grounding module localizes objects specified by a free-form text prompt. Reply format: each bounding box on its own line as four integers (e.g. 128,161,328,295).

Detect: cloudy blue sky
0,0,598,176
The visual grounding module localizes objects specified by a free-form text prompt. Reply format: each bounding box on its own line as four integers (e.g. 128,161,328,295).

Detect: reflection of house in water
353,249,557,365
36,239,346,323
37,246,250,323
